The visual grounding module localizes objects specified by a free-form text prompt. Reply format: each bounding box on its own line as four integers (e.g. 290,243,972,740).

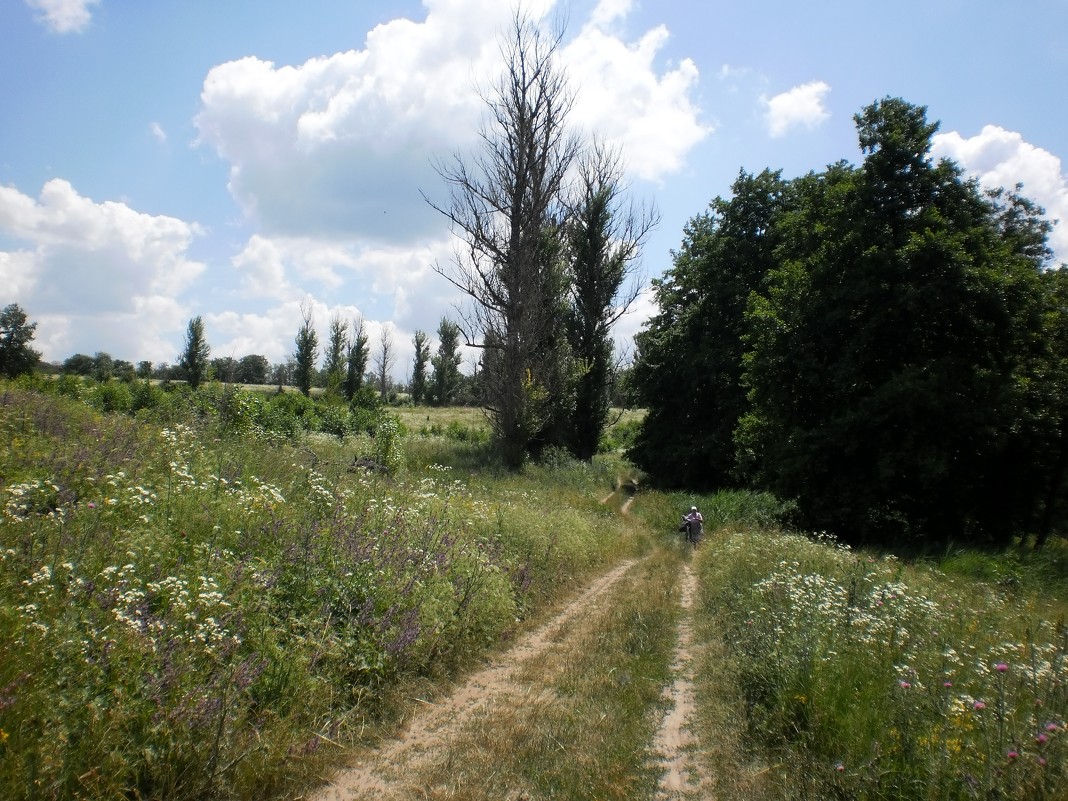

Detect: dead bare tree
426,11,580,469
375,322,395,401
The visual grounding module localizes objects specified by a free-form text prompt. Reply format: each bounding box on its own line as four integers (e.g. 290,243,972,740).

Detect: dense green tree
211,356,238,382
271,359,294,389
237,354,269,385
0,304,41,379
178,316,211,389
411,330,431,405
136,360,154,379
92,351,115,383
562,144,657,460
293,307,319,397
62,353,96,376
740,98,1050,546
113,360,136,383
323,316,348,393
430,318,464,406
629,168,788,487
631,97,1060,548
1013,262,1068,549
345,317,370,401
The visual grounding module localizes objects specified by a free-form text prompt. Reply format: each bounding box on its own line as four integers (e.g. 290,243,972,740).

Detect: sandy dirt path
652,562,707,800
308,558,639,801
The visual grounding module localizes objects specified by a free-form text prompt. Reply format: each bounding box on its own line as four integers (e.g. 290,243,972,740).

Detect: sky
2,0,1067,379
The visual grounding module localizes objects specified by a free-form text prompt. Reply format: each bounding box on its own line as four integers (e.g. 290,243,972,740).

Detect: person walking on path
683,505,703,546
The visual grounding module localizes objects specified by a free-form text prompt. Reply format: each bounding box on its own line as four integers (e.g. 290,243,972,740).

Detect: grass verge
691,526,1068,800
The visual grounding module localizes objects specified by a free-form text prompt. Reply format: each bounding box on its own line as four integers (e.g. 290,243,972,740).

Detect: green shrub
129,379,165,413
349,405,381,436
373,416,403,473
54,373,86,400
317,401,350,440
600,416,642,453
87,379,133,413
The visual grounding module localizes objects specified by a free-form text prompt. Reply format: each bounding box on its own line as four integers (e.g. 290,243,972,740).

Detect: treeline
631,97,1067,551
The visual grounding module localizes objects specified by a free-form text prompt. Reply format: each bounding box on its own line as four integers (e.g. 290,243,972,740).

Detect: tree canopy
178,316,210,390
0,303,41,379
631,97,1063,549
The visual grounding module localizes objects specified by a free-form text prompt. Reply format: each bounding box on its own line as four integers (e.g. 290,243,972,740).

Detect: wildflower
994,662,1008,673
973,701,986,711
1046,722,1059,732
1036,733,1049,744
1007,749,1018,760
943,681,953,688
834,762,845,772
899,681,912,689
1038,757,1047,767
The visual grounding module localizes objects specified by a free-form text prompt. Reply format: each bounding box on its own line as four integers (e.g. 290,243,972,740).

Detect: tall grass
694,527,1068,800
0,385,639,800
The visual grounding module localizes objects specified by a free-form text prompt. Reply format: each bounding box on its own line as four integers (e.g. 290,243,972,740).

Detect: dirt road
308,559,642,800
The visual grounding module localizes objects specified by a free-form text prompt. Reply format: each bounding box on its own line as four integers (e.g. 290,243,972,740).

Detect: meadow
690,527,1068,800
1,375,1066,800
0,379,644,799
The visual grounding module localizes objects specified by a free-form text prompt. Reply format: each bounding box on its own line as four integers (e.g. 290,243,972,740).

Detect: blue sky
2,0,1066,377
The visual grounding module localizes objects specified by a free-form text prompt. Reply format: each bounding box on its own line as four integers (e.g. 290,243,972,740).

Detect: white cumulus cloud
564,20,710,180
0,179,206,361
932,125,1068,265
193,0,708,241
25,0,100,34
763,80,831,138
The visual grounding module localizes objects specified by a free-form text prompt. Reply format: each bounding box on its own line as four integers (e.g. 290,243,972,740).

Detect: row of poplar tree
629,98,1068,551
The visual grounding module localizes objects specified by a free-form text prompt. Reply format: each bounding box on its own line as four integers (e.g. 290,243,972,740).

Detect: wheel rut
308,558,640,800
652,561,708,799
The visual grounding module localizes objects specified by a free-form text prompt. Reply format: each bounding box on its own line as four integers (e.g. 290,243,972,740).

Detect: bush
54,373,86,400
373,416,403,474
129,379,165,413
318,402,350,440
259,391,319,439
87,380,133,414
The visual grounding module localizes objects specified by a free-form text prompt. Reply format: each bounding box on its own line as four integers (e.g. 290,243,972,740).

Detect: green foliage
0,303,41,379
411,330,431,405
372,416,403,473
86,379,133,414
629,168,787,489
344,317,369,401
61,352,96,376
632,97,1062,549
696,527,1068,800
293,309,319,397
430,318,463,407
599,414,641,453
178,316,211,390
0,384,636,800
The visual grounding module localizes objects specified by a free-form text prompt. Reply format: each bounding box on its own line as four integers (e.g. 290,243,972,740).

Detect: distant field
395,406,645,436
395,405,490,432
